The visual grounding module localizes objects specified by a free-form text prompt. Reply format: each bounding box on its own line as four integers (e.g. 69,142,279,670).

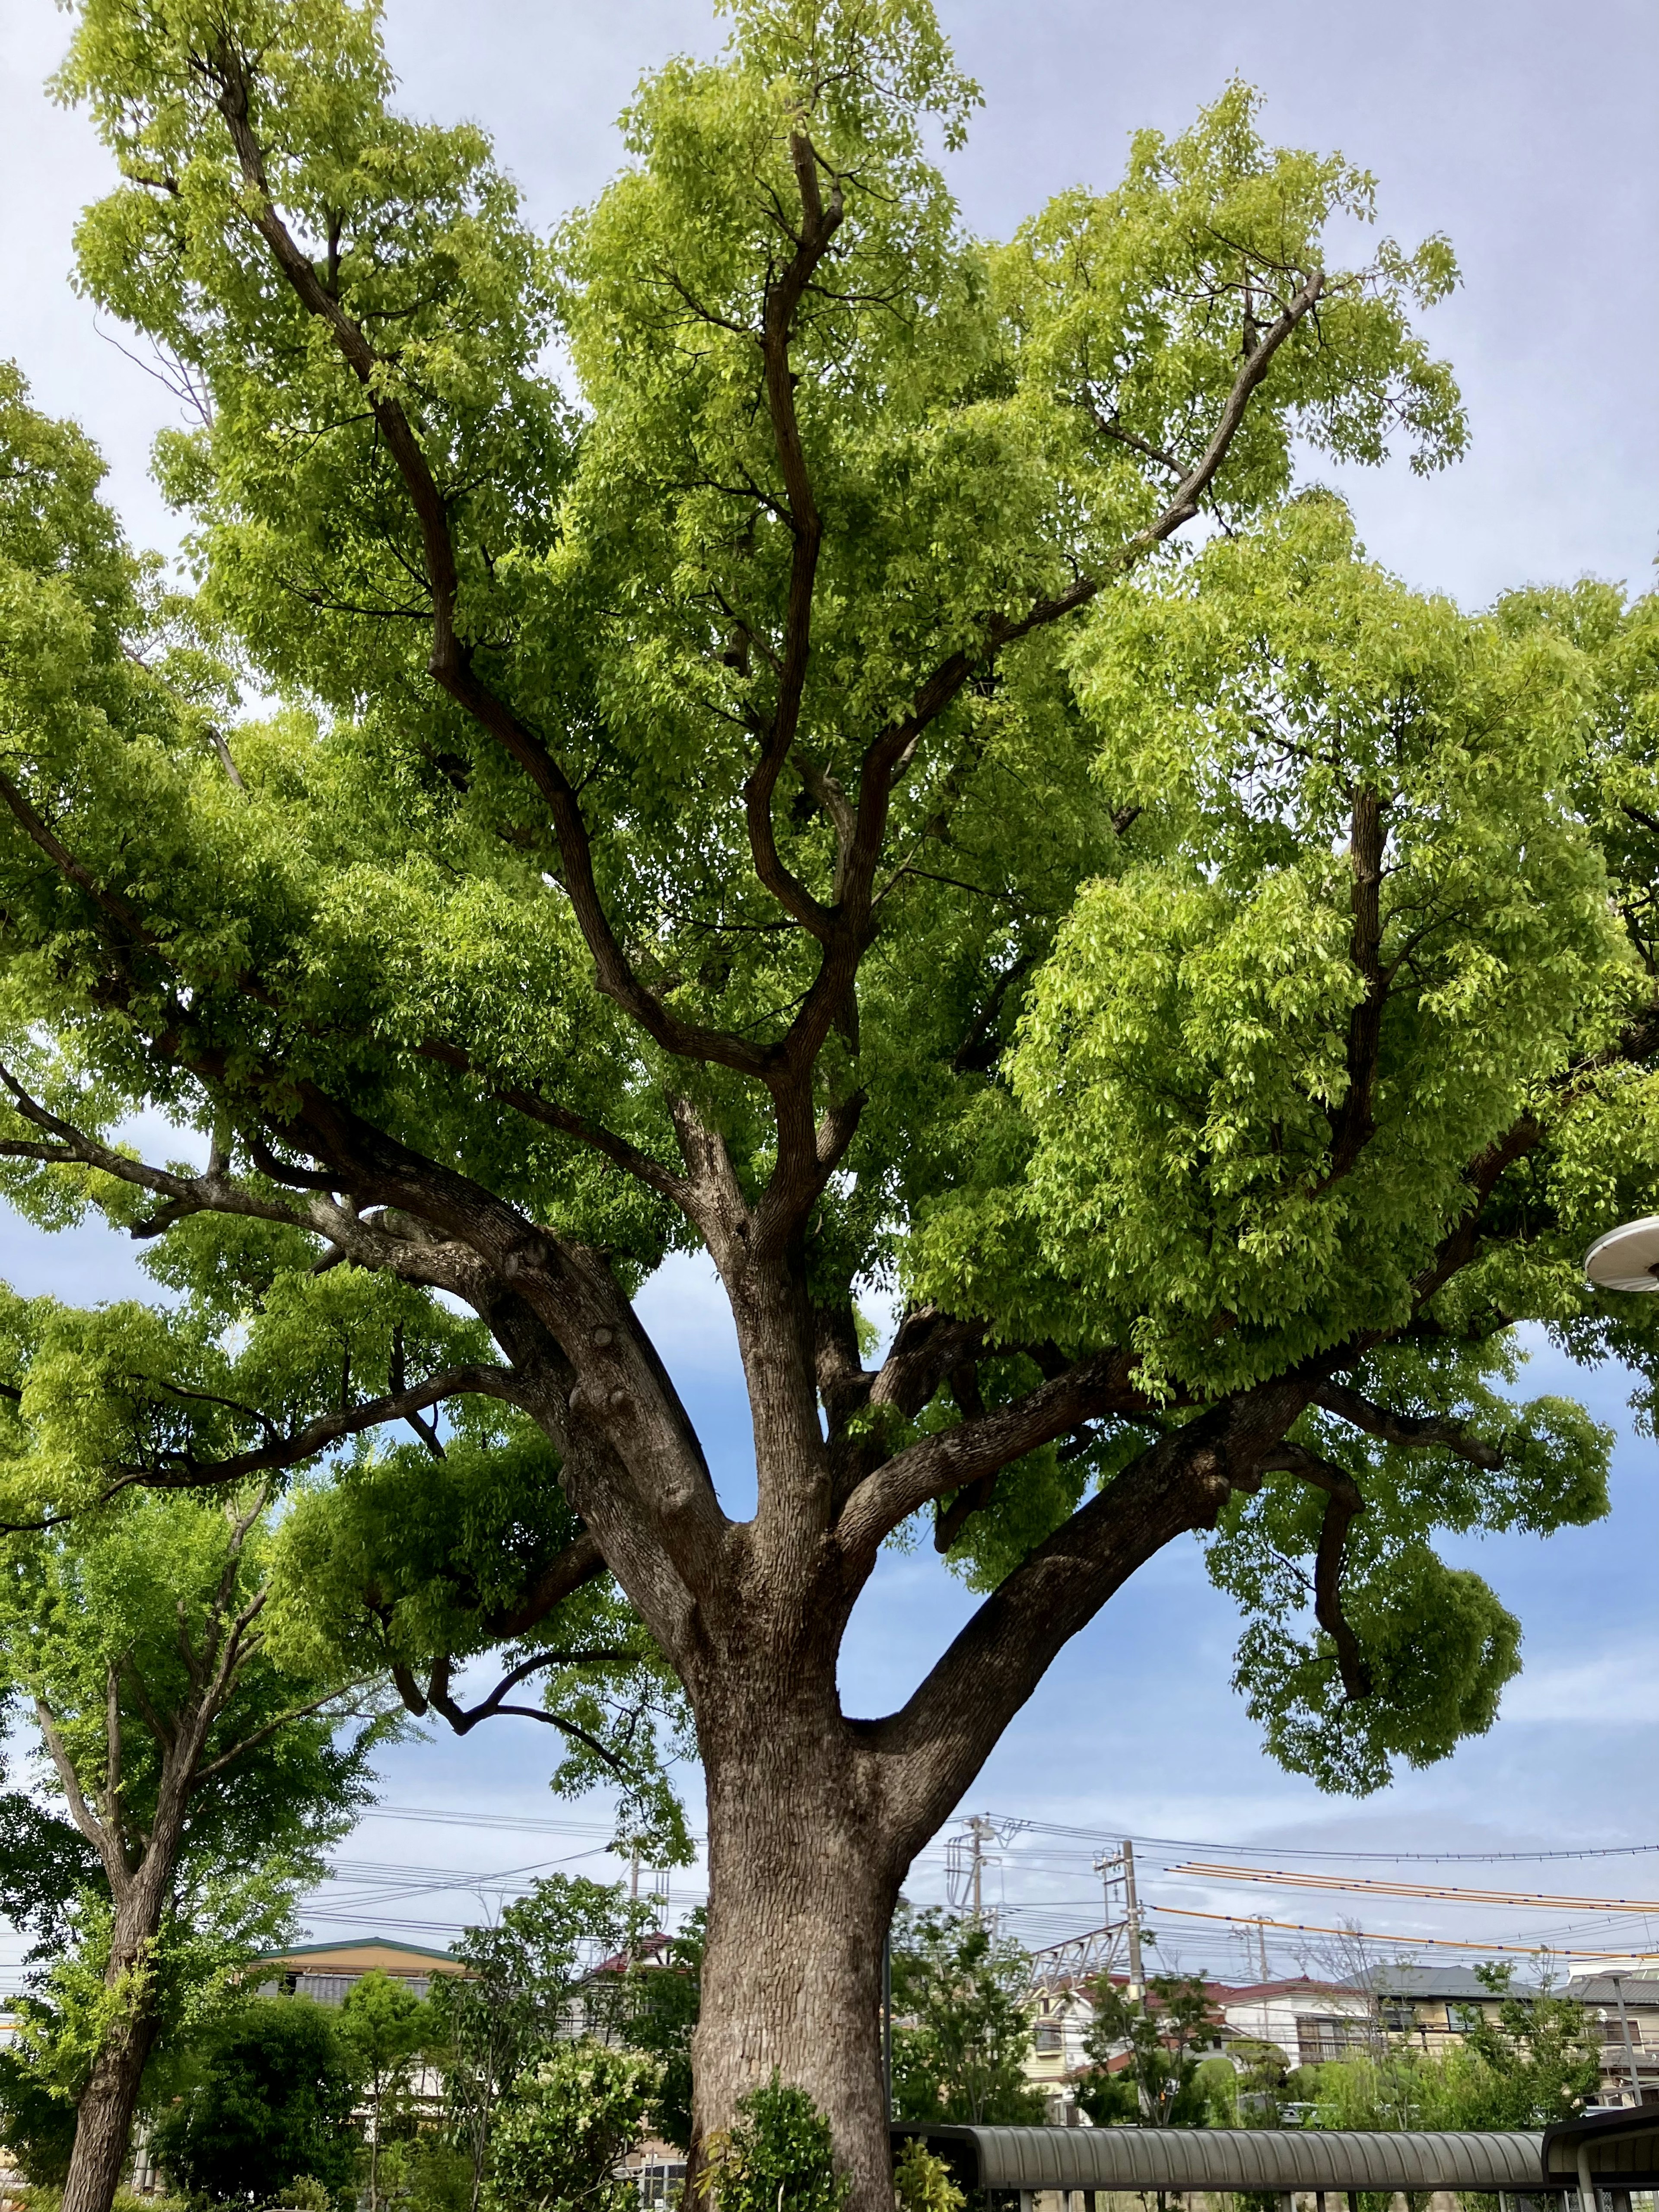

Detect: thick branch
835,1348,1147,1567
482,1530,607,1640
1316,782,1386,1189
868,1385,1304,1864
1259,1444,1373,1700
1313,1382,1503,1470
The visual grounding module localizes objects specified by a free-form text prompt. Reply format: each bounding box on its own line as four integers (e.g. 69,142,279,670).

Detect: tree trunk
61,1874,170,2212
690,1679,897,2212
60,1988,160,2212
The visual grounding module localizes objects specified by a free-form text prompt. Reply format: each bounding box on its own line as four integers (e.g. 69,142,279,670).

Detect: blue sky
0,0,1655,1976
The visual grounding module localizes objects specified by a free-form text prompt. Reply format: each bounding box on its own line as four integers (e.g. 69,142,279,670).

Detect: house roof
1343,1965,1540,2002
1569,1976,1659,2007
253,1936,466,1976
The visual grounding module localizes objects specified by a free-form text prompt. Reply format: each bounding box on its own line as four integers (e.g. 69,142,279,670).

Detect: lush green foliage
430,1877,652,2210
1078,1973,1219,2126
892,2138,966,2212
699,2075,850,2212
2,8,1659,2181
486,2039,660,2212
1306,1968,1600,2133
889,1908,1045,2126
148,1996,360,2205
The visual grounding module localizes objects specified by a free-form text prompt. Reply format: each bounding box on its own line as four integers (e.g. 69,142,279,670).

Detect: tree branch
207,40,773,1083
110,1364,521,1495
1257,1443,1373,1700
868,1385,1304,1866
1312,1382,1503,1470
834,1348,1147,1567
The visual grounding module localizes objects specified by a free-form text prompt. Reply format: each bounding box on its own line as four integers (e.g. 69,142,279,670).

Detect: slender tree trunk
61,1885,167,2212
690,1675,898,2212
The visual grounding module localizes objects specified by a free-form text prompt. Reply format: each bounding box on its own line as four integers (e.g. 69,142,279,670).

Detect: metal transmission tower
1023,1839,1150,2000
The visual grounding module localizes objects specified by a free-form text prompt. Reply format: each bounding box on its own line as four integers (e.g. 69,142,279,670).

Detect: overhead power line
1172,1862,1659,1913
988,1818,1659,1864
1152,1904,1659,1961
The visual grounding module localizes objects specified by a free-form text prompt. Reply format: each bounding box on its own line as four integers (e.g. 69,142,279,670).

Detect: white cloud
1500,1645,1659,1727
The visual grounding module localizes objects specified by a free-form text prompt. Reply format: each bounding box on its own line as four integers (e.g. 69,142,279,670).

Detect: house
251,1935,469,2005
1216,1976,1373,2068
1026,1974,1368,2122
1567,1974,1659,2109
1341,1963,1545,2053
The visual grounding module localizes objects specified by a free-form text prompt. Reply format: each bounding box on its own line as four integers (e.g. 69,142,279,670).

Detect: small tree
0,1484,378,2212
430,1875,649,2212
889,1909,1046,2126
149,1995,359,2205
1080,1974,1219,2126
340,1970,433,2212
1456,1964,1602,2126
489,2039,661,2212
616,1909,706,2154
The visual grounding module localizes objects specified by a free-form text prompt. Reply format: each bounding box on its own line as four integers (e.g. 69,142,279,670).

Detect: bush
0,2047,79,2184
486,2039,660,2212
893,2138,964,2212
699,2075,850,2212
147,1997,359,2206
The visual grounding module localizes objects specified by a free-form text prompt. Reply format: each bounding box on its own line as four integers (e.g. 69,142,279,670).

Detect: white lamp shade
1584,1216,1659,1292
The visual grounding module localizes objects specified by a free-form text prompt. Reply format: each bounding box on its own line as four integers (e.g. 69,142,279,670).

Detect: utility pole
1122,1838,1145,1996
968,1815,997,1924
1256,1918,1271,1983
1611,1974,1640,2104
1091,1839,1147,1996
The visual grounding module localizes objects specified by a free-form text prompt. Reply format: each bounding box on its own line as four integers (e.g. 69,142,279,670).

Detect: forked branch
1260,1443,1373,1700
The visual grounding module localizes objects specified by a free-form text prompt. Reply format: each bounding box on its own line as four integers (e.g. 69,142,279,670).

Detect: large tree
3,0,1659,2203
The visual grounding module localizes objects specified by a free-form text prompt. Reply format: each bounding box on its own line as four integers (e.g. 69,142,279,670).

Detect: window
1379,2001,1415,2032
1297,2019,1355,2065
1448,2004,1486,2034
1034,2023,1064,2055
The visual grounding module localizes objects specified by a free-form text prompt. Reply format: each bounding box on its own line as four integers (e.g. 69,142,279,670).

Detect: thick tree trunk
60,1984,159,2212
690,1681,897,2212
61,1871,171,2212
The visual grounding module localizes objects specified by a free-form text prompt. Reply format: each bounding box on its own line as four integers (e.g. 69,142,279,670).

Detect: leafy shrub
699,2075,850,2212
486,2039,660,2212
893,2137,964,2212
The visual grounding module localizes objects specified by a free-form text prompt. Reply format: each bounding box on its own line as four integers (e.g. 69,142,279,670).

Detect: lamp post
1584,1218,1659,1293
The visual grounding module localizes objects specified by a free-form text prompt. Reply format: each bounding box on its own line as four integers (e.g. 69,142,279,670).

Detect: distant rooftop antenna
1584,1217,1659,1292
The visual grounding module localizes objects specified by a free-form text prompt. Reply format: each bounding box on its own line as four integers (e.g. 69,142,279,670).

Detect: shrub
893,2137,964,2212
147,1997,358,2206
486,2039,660,2212
699,2075,850,2212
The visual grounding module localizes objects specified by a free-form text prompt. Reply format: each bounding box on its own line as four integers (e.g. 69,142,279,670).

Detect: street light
1584,1217,1659,1292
